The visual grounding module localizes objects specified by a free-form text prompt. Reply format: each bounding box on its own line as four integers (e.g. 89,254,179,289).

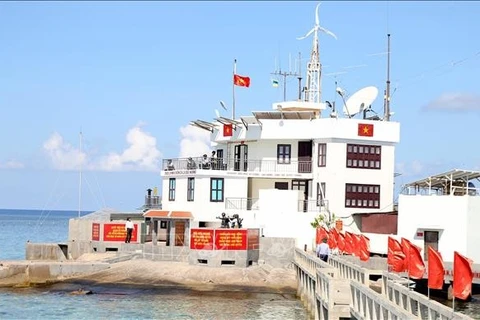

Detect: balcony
162,157,312,177
224,197,329,213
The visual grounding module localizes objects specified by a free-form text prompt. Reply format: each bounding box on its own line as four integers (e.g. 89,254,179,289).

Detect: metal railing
297,199,329,213
162,157,312,174
328,255,375,286
225,198,259,211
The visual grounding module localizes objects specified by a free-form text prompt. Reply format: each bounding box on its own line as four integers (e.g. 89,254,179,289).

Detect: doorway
175,221,186,246
234,144,248,172
292,180,309,212
424,231,439,261
298,141,312,173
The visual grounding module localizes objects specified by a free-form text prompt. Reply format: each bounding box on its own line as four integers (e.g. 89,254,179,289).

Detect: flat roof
252,111,316,120
404,169,480,189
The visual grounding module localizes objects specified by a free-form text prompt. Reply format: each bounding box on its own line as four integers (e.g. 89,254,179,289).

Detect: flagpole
232,58,237,120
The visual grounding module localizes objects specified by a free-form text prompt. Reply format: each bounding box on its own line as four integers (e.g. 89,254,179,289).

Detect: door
292,180,309,212
175,221,186,246
424,231,439,261
234,144,248,172
298,141,312,173
275,182,289,190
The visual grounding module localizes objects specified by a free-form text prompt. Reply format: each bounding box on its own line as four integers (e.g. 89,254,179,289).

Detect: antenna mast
384,33,391,121
78,130,82,218
271,53,300,102
297,52,302,100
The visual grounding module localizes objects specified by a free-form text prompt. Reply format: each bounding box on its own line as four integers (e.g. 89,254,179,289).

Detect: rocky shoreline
0,253,297,294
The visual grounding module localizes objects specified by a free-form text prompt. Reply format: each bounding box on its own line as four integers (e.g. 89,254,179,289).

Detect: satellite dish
343,86,378,118
214,109,220,118
219,100,227,111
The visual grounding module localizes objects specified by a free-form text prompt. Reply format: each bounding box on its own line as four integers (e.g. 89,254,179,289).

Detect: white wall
466,197,480,262
397,194,468,262
162,175,248,222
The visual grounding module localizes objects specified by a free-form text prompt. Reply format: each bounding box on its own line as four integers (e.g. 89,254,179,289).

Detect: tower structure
297,2,337,104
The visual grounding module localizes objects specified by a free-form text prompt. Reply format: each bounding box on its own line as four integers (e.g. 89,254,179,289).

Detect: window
317,143,327,167
187,177,195,201
277,144,291,164
346,144,381,169
317,182,326,206
345,183,380,209
168,178,176,201
210,178,224,202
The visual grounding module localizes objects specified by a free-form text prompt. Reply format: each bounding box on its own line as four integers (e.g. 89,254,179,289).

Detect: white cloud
43,132,86,171
43,124,162,172
0,160,25,169
423,93,480,111
178,125,211,158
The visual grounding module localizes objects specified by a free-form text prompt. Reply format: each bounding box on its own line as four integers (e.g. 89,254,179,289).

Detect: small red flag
358,123,374,137
233,74,250,87
344,232,354,255
408,244,425,279
223,124,233,137
427,246,445,290
358,234,370,262
453,251,474,300
316,227,329,244
388,237,406,272
336,232,345,253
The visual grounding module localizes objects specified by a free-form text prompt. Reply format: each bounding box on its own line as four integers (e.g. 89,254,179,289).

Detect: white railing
162,157,312,174
225,198,259,211
328,255,377,286
382,271,472,320
350,281,414,320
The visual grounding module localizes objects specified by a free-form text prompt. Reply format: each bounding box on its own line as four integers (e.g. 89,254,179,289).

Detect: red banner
92,223,100,241
247,229,260,250
215,229,247,250
190,229,214,250
103,223,137,242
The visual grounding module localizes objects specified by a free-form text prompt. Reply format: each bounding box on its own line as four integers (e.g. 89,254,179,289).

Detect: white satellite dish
343,86,379,118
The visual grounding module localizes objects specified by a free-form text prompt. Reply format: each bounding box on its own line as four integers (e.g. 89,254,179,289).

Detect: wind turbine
297,2,337,105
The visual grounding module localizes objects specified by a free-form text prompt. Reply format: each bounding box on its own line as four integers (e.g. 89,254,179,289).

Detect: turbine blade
297,28,315,40
315,3,321,26
318,26,337,40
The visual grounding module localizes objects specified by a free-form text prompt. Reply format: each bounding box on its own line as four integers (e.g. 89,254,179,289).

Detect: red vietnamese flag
337,232,346,253
427,246,445,290
453,251,474,300
316,227,329,245
388,237,406,272
401,238,422,272
327,228,337,250
358,123,374,137
344,232,354,255
408,244,425,279
358,234,370,262
350,233,361,257
223,124,233,137
233,74,250,87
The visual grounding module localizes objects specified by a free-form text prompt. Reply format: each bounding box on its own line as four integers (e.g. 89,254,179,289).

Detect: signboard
215,229,247,250
103,223,138,242
92,223,100,241
190,229,214,250
247,229,260,250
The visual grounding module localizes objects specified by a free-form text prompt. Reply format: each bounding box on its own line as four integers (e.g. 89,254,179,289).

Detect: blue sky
0,1,479,211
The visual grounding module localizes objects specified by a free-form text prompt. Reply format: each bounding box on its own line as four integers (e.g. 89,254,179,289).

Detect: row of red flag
388,236,474,300
315,226,371,262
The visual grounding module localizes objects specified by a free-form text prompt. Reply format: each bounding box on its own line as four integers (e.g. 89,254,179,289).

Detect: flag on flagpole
233,74,250,87
272,79,279,88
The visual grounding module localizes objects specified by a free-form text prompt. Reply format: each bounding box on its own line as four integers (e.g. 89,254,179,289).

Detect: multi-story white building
160,101,400,247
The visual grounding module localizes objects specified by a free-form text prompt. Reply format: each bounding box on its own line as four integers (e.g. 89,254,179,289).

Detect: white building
160,101,400,248
397,169,480,263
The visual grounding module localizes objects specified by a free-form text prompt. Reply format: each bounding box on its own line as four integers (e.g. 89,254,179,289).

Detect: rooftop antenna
78,130,82,218
297,2,337,105
271,53,300,102
384,33,391,121
297,52,302,100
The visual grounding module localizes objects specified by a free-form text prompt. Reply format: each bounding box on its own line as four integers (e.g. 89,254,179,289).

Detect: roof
403,169,480,189
143,210,193,219
252,111,316,120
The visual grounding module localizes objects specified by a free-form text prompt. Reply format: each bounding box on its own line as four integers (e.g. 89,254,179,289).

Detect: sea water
0,209,307,319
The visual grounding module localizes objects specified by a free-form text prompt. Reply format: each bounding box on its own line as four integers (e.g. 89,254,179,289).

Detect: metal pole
233,59,237,119
385,34,391,121
78,130,82,218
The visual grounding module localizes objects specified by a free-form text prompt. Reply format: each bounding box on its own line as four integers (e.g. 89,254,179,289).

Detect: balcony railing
225,197,259,211
298,199,329,213
162,157,312,174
